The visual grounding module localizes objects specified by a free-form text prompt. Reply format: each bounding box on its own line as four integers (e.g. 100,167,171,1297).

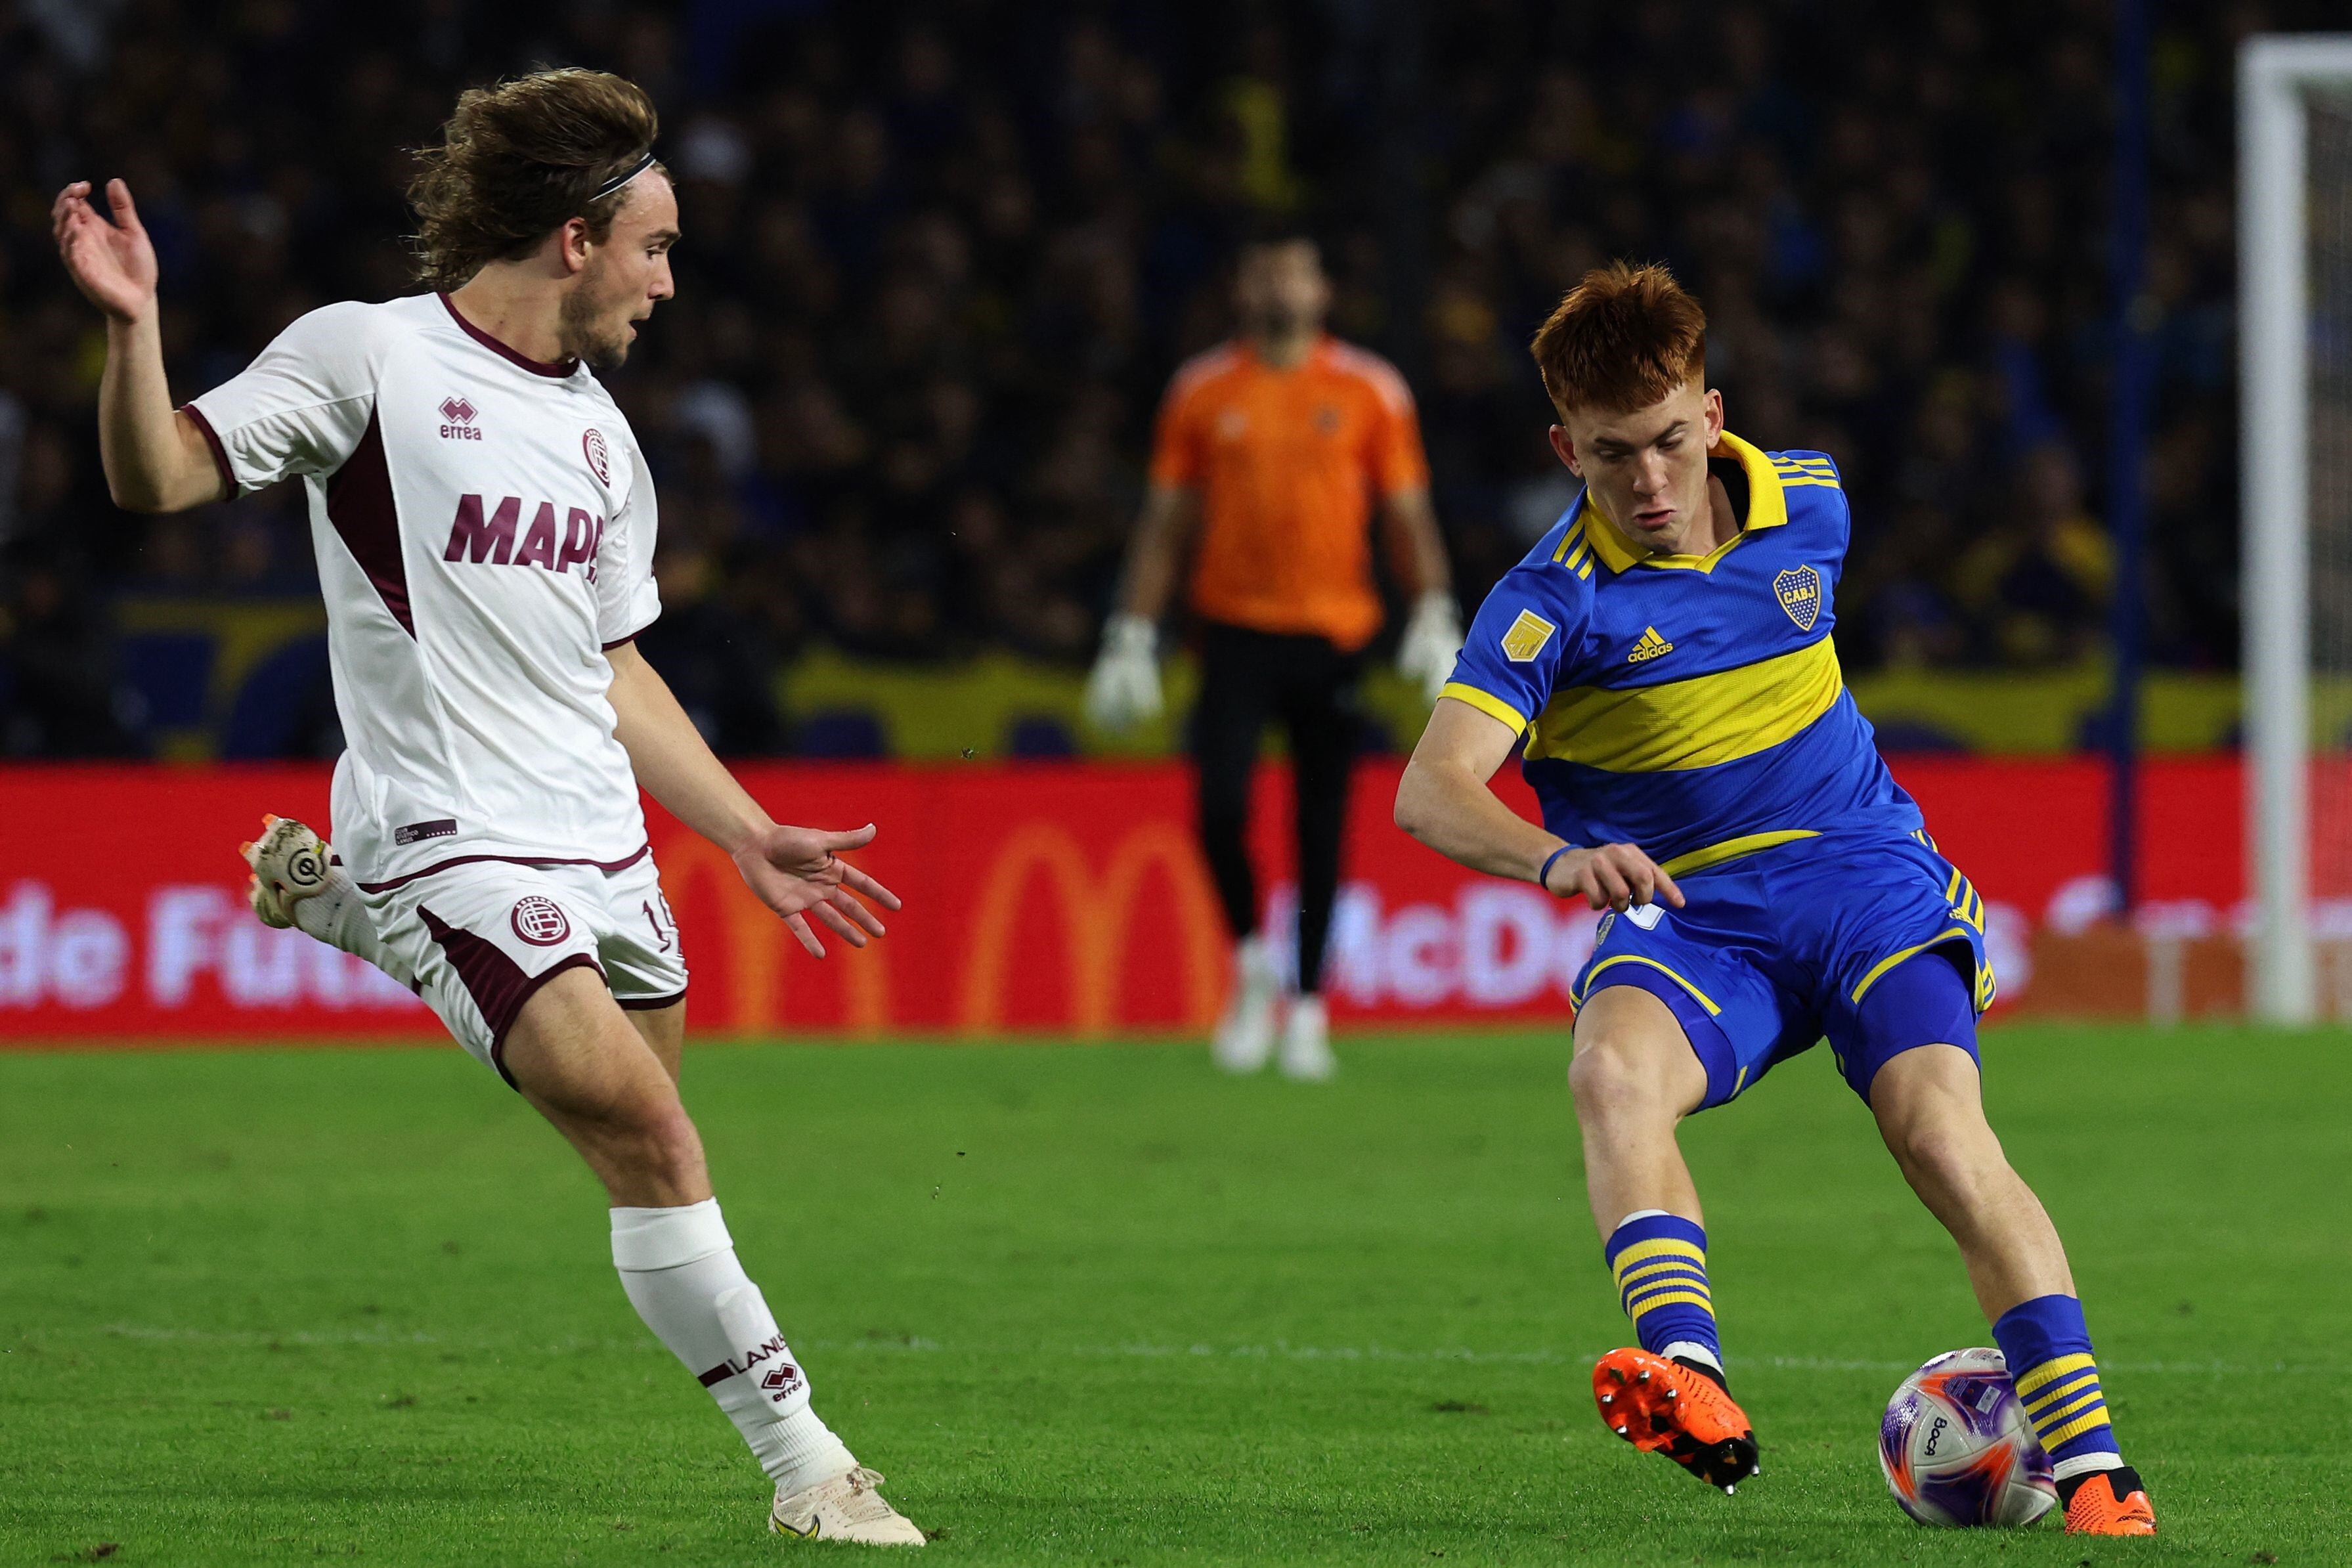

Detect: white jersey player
54,68,924,1546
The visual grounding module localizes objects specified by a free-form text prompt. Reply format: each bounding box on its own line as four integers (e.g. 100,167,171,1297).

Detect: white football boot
240,814,334,929
1212,934,1280,1073
770,1466,926,1546
1278,992,1337,1081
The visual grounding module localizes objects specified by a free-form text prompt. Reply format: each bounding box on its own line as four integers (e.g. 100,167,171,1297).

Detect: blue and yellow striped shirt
1443,432,1922,879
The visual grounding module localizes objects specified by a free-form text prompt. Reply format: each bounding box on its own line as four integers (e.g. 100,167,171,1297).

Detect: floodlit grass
1,1024,2343,1564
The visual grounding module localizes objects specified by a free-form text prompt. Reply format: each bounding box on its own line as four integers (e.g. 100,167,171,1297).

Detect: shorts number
642,897,676,953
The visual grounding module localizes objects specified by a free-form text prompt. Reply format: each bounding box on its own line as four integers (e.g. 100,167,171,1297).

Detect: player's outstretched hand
53,179,158,323
1542,842,1684,913
732,821,904,959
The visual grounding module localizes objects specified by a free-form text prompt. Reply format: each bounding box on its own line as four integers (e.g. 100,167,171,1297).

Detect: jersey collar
1239,332,1331,374
438,293,580,379
1579,429,1787,575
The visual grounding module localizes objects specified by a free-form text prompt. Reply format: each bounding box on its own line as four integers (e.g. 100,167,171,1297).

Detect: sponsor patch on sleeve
1500,609,1557,663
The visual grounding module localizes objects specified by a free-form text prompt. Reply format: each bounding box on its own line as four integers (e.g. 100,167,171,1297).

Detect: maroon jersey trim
357,842,653,894
180,404,238,500
437,293,578,378
326,406,413,636
420,902,603,1088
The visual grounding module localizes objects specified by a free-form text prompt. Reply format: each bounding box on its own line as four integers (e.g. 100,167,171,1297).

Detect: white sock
610,1199,855,1498
293,862,414,987
1660,1339,1724,1375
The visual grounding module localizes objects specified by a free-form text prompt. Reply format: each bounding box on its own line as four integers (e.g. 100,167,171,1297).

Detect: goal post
2241,36,2352,1023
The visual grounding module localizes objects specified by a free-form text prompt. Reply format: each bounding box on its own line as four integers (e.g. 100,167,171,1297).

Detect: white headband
591,152,655,202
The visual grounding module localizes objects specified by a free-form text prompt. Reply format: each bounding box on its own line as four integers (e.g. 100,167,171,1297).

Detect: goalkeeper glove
1084,613,1164,730
1396,590,1465,703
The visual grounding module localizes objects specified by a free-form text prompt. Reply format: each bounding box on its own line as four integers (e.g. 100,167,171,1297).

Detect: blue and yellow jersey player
1394,264,2155,1536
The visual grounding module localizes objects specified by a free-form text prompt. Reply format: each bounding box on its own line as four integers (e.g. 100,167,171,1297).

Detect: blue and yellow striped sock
1993,1294,2125,1479
1603,1211,1722,1374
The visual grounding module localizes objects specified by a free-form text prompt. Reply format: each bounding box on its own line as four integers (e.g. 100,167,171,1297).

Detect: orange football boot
1592,1347,1759,1494
2063,1468,2155,1535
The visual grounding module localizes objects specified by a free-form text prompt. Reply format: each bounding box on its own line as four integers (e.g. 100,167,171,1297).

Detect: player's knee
1888,1115,1999,1202
1568,1035,1668,1121
626,1099,707,1188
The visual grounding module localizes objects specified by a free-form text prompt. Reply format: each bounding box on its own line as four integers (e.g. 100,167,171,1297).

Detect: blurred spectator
0,0,2319,754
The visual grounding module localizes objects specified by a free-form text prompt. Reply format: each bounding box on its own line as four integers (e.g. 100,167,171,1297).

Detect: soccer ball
1879,1347,2057,1527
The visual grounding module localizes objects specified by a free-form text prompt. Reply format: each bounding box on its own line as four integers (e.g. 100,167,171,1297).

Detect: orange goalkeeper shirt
1148,335,1429,652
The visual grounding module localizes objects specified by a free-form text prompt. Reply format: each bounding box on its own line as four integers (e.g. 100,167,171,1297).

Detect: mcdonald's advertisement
0,756,2246,1044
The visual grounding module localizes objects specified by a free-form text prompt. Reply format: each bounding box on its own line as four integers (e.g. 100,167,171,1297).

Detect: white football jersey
186,293,662,889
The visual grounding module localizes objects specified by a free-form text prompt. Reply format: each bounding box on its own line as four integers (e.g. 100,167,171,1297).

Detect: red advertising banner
0,758,2250,1045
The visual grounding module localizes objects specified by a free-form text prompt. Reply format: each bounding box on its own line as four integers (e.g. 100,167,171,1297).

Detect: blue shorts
1570,831,1995,1109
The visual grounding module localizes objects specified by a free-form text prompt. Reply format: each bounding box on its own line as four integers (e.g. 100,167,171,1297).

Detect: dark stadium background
0,0,2319,763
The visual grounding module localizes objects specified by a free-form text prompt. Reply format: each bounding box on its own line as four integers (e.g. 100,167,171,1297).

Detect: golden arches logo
653,832,891,1035
958,820,1225,1035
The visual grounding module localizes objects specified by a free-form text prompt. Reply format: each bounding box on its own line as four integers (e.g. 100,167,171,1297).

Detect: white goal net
2243,37,2352,1020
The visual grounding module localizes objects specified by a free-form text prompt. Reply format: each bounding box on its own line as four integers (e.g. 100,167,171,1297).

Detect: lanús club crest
1774,565,1823,632
510,895,571,947
583,426,611,487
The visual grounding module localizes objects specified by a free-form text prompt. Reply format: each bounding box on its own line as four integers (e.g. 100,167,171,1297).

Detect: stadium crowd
0,0,2309,757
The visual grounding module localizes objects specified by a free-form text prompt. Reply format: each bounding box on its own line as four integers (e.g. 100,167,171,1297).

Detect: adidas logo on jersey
1628,626,1674,663
438,395,482,441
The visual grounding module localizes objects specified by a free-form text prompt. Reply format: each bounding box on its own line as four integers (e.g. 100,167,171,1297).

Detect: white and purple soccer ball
1879,1347,2057,1527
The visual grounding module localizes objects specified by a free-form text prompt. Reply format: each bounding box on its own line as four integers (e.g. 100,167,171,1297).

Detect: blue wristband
1538,844,1574,895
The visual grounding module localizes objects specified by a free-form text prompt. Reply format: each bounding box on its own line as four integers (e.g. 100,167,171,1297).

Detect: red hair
1529,261,1707,416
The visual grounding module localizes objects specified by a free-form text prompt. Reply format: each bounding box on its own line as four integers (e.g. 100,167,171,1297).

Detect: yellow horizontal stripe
1625,1290,1713,1318
2014,1353,2099,1398
1608,1236,1705,1271
1624,1272,1711,1301
1440,682,1528,735
2023,1370,2100,1415
1848,926,1972,1005
2030,1389,2106,1429
1615,1256,1707,1288
1625,1284,1711,1315
1620,1259,1710,1288
1658,830,1820,880
1580,955,1721,1015
1777,475,1840,489
1618,1288,1712,1316
2040,1407,2114,1447
1529,634,1842,772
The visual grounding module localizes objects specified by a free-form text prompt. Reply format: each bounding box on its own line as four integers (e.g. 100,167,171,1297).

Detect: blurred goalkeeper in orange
1087,230,1460,1079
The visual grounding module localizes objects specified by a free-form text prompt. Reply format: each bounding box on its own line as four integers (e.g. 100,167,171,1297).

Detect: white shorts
366,850,689,1085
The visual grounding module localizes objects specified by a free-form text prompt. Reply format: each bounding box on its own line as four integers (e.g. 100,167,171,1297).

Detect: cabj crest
1774,566,1822,632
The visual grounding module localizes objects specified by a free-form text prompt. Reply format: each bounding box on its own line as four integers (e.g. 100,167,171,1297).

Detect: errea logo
439,396,482,441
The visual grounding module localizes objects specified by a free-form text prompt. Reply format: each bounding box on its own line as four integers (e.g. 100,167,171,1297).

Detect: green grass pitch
2,1024,2345,1565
